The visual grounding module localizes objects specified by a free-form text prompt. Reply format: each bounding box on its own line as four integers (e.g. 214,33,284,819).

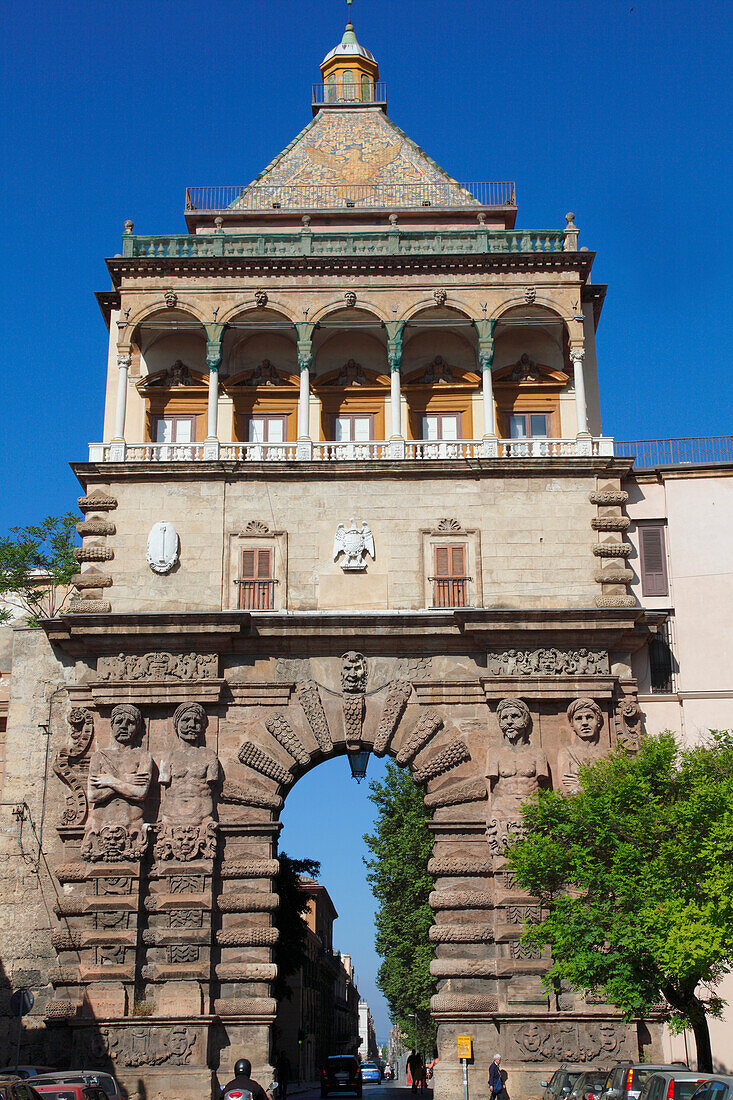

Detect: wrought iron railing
237,579,276,611
184,181,516,213
312,81,388,106
123,225,561,260
615,436,733,468
431,577,470,609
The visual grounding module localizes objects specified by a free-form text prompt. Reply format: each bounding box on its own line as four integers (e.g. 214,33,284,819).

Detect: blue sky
1,0,730,1043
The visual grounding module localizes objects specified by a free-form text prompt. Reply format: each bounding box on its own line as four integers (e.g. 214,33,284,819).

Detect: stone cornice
104,249,595,287
42,605,655,656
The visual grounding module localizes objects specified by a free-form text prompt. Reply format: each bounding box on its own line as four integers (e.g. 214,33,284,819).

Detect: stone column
295,322,316,459
110,352,130,460
570,345,589,440
473,319,497,457
384,321,406,458
204,323,226,459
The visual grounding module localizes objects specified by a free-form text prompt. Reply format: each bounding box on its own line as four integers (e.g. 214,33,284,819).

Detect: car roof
692,1079,733,1086
30,1078,113,1084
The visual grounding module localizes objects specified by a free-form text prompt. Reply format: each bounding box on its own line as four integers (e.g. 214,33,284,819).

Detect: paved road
291,1082,432,1100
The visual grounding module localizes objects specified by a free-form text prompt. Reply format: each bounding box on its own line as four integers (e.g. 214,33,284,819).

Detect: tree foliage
364,761,436,1050
273,851,321,1001
506,730,733,1071
0,514,80,625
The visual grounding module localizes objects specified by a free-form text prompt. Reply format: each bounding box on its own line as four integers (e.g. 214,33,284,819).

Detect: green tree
364,761,435,1050
0,514,80,625
273,851,321,1000
506,730,733,1071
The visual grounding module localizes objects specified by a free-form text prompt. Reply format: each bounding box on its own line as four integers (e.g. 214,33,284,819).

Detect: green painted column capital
473,318,495,368
204,322,227,370
384,320,406,370
295,322,317,370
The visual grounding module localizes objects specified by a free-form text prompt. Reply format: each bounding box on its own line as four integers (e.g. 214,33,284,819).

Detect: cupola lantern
319,4,379,104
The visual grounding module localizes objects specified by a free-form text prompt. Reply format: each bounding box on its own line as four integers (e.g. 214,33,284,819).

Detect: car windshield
675,1087,705,1100
328,1060,355,1070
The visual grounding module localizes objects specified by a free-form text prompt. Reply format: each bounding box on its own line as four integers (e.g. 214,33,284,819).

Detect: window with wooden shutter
238,548,274,609
639,524,668,597
432,544,468,607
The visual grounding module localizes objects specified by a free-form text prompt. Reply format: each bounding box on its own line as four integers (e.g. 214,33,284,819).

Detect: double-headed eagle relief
306,136,402,184
333,519,375,571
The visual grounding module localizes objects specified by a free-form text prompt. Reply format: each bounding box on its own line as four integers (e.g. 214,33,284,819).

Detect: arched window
360,74,372,101
326,73,337,102
341,70,355,100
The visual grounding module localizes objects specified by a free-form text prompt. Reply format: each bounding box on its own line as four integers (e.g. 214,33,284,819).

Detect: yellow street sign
456,1035,472,1060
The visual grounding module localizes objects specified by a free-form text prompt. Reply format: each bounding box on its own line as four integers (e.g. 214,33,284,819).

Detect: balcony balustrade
123,224,558,260
431,577,470,609
237,579,277,611
87,437,616,463
184,181,516,213
614,436,733,468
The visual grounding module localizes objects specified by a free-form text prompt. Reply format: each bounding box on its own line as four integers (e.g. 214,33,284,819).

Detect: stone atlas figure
486,698,549,854
557,697,603,792
156,702,220,860
82,703,153,862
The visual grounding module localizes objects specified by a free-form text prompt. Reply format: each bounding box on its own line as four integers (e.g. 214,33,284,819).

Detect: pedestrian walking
488,1054,504,1100
407,1050,424,1094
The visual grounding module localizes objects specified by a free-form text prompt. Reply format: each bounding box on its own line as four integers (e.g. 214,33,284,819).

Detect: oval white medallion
146,521,180,575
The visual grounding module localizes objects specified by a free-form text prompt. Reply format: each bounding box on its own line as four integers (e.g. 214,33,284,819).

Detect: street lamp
347,749,370,782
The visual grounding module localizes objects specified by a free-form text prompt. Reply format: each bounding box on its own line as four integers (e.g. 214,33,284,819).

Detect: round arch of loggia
217,653,497,1097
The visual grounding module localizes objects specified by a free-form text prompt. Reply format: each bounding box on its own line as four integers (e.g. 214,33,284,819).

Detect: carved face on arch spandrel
341,651,368,694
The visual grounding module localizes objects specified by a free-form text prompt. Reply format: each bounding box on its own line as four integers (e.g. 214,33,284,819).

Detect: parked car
689,1079,733,1100
601,1066,688,1100
30,1076,120,1100
321,1056,362,1099
543,1066,607,1100
33,1085,107,1100
360,1063,381,1085
638,1073,712,1100
0,1077,44,1100
569,1071,611,1100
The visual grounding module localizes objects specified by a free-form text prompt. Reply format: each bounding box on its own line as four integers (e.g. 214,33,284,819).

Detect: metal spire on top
346,0,354,24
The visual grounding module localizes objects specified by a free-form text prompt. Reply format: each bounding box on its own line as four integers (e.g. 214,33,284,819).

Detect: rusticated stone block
591,516,630,531
76,518,116,537
429,923,494,943
216,962,278,982
424,777,487,808
44,999,77,1020
78,491,118,511
74,545,114,562
214,997,277,1016
430,958,497,978
72,569,113,589
265,713,311,765
216,926,279,947
429,890,493,910
412,739,470,784
595,594,636,607
237,742,292,786
588,490,628,505
221,780,282,811
221,859,279,879
372,679,412,755
430,993,499,1013
592,541,632,557
395,709,442,765
218,893,279,913
69,599,112,613
427,856,493,876
296,680,332,753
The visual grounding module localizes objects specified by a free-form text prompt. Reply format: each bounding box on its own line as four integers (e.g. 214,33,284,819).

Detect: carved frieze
54,707,95,827
424,777,487,809
216,962,278,982
101,1025,198,1067
505,904,541,923
97,653,218,681
395,709,443,766
412,740,469,784
372,679,412,755
238,742,292,786
508,1020,634,1061
217,893,279,913
509,940,543,960
296,680,332,753
265,714,311,766
221,859,279,879
487,649,610,676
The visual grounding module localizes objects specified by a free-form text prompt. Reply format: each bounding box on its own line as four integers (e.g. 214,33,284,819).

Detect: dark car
543,1067,607,1100
321,1056,362,1099
569,1072,611,1100
639,1074,713,1100
0,1077,44,1100
601,1066,689,1100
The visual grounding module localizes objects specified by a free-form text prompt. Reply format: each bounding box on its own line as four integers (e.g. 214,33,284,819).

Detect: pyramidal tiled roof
231,107,479,209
